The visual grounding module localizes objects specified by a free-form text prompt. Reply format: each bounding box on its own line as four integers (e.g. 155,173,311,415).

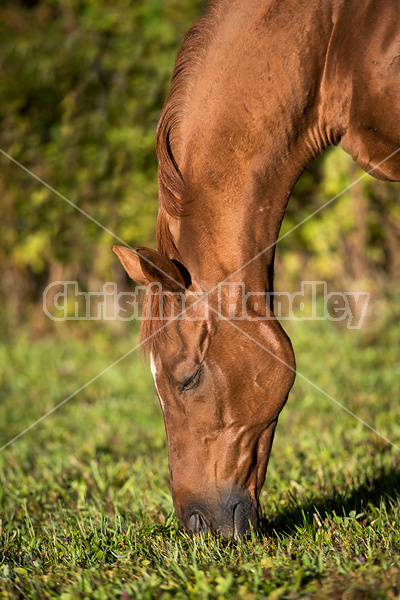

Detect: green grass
1,304,400,599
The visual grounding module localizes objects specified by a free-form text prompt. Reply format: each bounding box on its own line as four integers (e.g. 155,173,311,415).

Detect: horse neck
169,0,344,294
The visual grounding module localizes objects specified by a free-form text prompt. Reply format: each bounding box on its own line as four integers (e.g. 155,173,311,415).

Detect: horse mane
155,0,229,255
140,0,227,353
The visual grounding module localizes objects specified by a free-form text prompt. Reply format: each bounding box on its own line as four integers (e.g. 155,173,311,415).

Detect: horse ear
113,246,149,285
113,245,186,293
136,246,186,292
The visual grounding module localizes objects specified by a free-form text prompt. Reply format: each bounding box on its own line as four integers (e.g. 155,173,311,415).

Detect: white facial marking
150,352,165,410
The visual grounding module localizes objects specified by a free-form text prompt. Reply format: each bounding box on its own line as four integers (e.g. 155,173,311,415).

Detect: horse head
113,245,295,538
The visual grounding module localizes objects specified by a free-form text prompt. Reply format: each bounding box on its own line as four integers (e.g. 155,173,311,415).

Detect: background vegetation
1,0,399,327
0,0,399,598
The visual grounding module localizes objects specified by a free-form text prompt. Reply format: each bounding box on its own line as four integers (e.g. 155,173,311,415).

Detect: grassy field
1,302,400,599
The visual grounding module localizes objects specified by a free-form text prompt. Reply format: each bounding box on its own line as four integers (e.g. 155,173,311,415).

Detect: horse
113,0,400,538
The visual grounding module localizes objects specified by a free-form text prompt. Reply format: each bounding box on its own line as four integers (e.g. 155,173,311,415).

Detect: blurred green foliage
0,0,203,319
281,150,400,293
0,0,399,328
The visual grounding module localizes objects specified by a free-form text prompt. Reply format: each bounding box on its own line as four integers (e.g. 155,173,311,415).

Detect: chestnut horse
114,0,400,538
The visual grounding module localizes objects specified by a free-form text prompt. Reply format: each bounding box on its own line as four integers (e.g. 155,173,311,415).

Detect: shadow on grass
261,464,400,538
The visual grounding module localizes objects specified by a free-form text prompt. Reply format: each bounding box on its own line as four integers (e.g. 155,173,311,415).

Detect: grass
1,302,400,599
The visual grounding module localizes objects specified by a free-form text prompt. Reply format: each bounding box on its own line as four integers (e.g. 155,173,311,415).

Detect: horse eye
179,367,202,393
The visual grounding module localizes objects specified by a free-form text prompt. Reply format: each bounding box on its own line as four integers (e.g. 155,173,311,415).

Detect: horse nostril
233,502,253,539
188,512,207,533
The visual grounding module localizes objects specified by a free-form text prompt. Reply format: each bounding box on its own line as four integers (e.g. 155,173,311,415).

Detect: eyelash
180,367,202,393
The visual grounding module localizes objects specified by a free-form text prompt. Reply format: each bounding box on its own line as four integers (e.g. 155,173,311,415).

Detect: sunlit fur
120,0,400,537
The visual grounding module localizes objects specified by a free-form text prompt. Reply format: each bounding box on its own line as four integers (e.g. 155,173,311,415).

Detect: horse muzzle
180,487,258,539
